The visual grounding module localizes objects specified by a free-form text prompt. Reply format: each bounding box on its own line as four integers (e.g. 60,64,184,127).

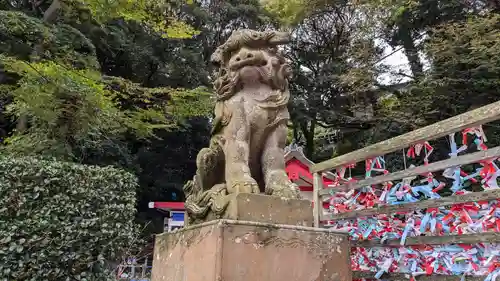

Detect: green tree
285,4,384,159
0,0,212,161
381,0,471,79
405,14,500,125
178,0,277,67
365,13,500,165
1,0,199,38
261,0,348,26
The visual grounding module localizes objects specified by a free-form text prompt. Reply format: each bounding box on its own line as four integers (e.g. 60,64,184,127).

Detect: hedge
0,157,138,281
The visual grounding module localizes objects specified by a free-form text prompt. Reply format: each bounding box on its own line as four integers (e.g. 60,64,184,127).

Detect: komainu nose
234,50,255,62
229,48,266,70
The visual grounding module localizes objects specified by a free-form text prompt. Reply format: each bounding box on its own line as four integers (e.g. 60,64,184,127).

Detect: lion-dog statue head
210,29,293,135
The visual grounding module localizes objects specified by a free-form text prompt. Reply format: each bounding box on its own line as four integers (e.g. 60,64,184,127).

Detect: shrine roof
284,144,337,181
148,201,185,211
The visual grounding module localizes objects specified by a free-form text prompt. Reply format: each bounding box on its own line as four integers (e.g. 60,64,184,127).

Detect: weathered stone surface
183,29,301,224
152,220,351,281
202,193,313,226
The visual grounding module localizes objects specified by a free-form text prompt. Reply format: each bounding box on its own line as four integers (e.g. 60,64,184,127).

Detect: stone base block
193,193,314,227
152,219,351,281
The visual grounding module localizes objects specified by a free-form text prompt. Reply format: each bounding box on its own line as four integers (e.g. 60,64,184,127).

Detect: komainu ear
210,50,223,67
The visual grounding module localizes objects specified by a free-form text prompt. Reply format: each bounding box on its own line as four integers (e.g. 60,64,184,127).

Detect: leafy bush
0,157,138,281
0,11,98,68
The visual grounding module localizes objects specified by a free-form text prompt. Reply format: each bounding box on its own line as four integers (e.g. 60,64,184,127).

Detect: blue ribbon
449,134,464,192
400,219,414,245
420,212,431,233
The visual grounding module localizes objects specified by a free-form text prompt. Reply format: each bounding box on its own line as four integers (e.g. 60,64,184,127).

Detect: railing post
142,257,147,278
313,172,321,227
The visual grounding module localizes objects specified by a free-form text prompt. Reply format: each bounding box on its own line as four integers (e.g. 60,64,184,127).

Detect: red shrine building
149,144,333,231
284,144,336,204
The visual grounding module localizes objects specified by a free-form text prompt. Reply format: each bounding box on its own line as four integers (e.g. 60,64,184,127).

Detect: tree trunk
487,0,500,12
43,0,61,23
291,121,299,143
401,31,424,79
300,119,316,160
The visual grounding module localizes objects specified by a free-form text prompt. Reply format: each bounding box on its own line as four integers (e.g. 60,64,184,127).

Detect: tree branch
43,0,61,23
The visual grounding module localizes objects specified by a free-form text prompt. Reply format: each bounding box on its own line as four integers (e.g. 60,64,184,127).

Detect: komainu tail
183,136,226,224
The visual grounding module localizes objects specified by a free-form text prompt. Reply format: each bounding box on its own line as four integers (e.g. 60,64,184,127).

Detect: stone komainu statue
183,29,300,224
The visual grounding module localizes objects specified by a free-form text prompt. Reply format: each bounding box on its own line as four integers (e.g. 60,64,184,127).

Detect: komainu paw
271,184,300,199
266,170,301,199
227,177,260,194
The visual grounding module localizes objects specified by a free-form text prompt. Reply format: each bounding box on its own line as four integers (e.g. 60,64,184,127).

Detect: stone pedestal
200,193,314,227
152,219,351,281
153,194,351,281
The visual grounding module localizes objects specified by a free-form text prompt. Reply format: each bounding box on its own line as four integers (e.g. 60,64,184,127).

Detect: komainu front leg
225,139,260,194
224,101,260,194
262,123,300,199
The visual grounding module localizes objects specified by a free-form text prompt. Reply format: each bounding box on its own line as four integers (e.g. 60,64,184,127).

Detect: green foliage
399,14,500,123
0,3,218,239
0,11,51,57
0,156,138,280
425,14,500,91
104,76,213,133
0,56,212,160
0,11,98,68
1,57,126,158
358,13,500,161
286,3,383,157
261,0,364,26
261,0,306,26
66,0,200,39
166,87,213,121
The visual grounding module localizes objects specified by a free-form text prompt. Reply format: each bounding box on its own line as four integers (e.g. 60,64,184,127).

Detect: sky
376,37,430,85
376,42,412,85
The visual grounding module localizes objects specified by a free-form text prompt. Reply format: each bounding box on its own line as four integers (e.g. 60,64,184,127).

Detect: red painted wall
285,158,334,188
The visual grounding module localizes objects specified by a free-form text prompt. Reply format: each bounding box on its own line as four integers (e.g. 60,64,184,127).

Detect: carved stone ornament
183,29,301,224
